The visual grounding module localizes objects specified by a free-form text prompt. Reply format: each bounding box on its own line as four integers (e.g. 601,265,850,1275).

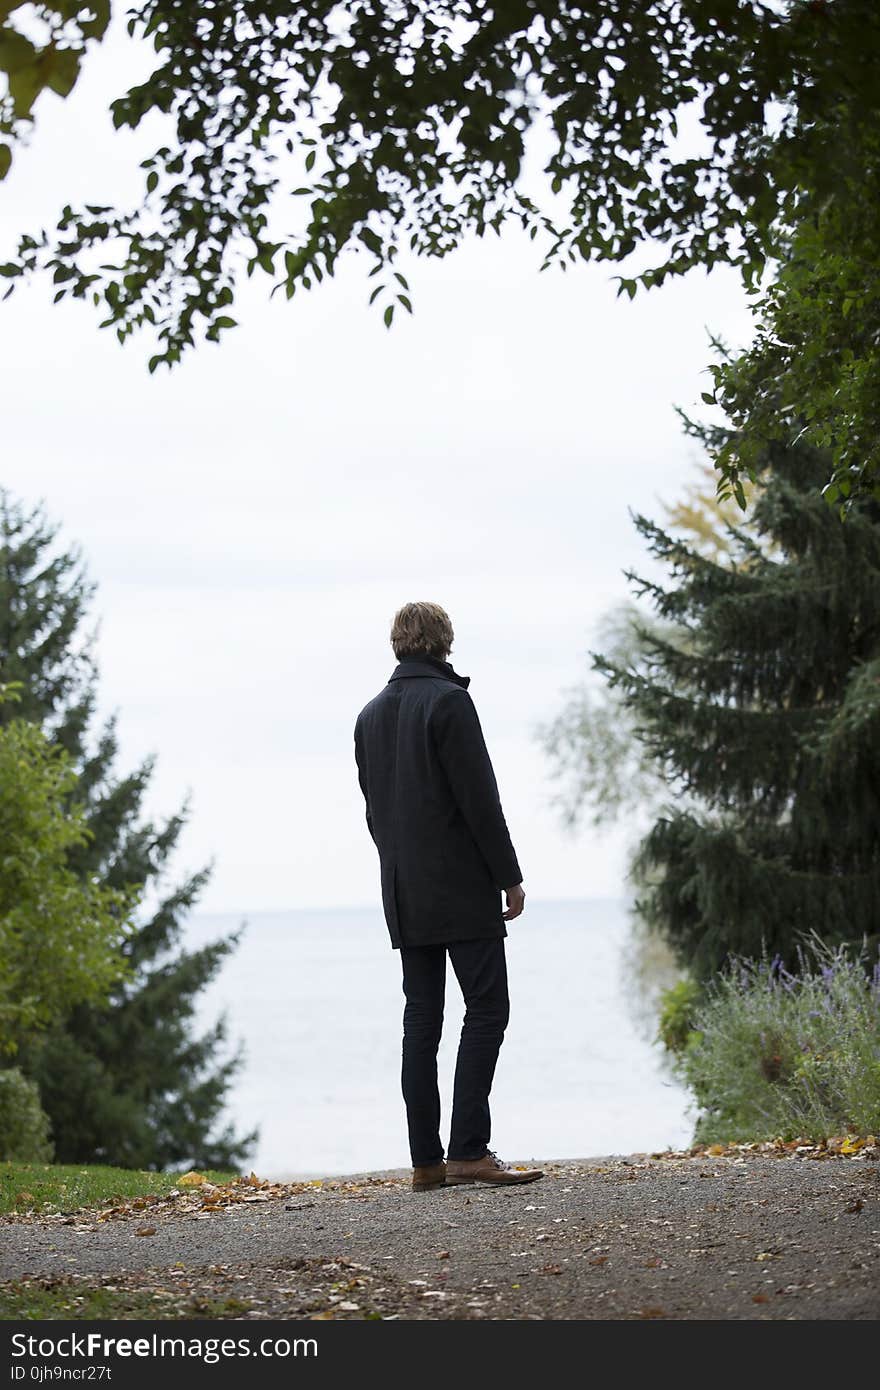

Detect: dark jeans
400,937,510,1166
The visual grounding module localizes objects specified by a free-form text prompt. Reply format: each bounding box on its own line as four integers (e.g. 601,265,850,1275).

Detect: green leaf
0,144,10,181
213,316,237,329
0,29,37,74
146,170,159,194
305,149,316,172
8,63,42,117
383,304,394,328
46,48,80,99
398,293,412,313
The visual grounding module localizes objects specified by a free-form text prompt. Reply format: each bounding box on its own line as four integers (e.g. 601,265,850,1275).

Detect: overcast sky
0,22,755,913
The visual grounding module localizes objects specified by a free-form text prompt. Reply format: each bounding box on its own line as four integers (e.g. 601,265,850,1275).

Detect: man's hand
502,883,525,921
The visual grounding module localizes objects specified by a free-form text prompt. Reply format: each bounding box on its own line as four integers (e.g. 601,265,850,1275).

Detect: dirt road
2,1153,878,1320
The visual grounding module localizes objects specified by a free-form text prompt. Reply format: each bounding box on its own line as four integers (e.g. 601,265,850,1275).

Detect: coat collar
388,653,471,689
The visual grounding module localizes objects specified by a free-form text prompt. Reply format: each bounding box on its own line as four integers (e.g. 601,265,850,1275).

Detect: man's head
390,601,454,662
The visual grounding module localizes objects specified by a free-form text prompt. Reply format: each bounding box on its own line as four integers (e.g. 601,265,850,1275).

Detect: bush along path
1,1144,878,1321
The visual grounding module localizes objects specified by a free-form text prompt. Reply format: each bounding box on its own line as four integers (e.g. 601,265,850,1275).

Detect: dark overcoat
354,653,522,948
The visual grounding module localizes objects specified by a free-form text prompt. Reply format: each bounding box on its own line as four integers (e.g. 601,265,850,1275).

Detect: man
354,601,543,1192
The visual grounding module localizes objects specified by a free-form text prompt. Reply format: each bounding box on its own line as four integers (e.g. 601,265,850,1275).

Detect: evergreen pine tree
596,442,880,980
0,492,256,1168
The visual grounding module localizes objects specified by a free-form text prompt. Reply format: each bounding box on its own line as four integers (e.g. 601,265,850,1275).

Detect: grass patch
0,1163,236,1216
0,1279,251,1320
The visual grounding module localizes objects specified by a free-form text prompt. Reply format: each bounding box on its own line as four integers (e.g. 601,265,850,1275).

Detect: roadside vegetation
661,940,880,1145
0,1163,235,1217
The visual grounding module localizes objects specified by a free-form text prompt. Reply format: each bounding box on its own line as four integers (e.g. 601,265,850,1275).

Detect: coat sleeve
353,718,376,846
430,689,522,891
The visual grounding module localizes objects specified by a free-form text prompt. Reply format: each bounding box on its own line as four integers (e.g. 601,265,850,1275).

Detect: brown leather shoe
412,1160,447,1191
445,1150,543,1186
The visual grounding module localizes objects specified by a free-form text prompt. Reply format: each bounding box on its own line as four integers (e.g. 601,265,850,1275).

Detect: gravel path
2,1155,878,1320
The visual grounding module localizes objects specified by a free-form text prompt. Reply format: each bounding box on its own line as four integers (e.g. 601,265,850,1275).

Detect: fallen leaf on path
840,1136,865,1154
653,1133,880,1163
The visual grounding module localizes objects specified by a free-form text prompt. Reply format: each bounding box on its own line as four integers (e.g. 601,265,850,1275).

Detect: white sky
0,22,755,913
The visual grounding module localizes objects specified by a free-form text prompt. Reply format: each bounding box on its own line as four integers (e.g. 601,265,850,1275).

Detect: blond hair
390,601,454,661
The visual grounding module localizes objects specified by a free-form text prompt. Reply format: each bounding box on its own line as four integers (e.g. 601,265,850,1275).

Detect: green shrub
0,1068,53,1162
676,936,880,1144
657,977,703,1054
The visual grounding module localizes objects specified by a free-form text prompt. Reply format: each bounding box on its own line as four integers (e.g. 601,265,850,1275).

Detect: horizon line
191,893,632,920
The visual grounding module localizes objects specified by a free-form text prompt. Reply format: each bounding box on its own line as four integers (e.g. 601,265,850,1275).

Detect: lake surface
187,898,693,1178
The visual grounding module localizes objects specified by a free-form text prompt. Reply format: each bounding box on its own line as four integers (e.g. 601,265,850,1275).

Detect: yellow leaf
840,1136,865,1154
177,1171,206,1187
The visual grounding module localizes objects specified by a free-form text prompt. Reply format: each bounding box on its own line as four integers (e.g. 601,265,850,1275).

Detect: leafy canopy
0,3,860,340
0,2,111,181
3,1,878,500
710,185,880,513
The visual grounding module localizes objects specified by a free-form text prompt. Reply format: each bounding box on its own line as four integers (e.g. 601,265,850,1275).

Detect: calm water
187,899,692,1178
